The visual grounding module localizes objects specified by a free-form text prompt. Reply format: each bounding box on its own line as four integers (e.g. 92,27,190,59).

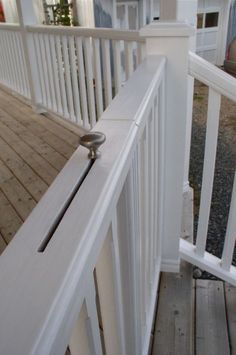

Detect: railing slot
38,160,94,253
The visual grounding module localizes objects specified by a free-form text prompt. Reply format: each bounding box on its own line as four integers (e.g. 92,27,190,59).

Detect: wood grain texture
196,280,230,355
224,283,236,354
0,87,80,251
152,261,193,355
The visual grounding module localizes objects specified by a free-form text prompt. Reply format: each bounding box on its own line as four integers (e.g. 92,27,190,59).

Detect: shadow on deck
0,88,82,253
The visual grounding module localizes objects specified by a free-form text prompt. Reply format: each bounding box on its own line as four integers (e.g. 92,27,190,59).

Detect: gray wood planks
152,261,193,355
0,109,67,171
225,282,236,355
0,87,80,250
196,280,230,355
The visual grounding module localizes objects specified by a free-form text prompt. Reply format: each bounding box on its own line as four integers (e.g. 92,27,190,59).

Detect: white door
196,7,220,64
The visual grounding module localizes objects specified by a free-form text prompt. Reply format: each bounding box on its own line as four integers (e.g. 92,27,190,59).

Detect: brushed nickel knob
79,131,106,159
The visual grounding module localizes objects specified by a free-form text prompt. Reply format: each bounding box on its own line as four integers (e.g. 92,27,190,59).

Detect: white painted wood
0,54,166,355
17,32,30,98
102,39,112,108
189,51,236,102
140,22,194,271
68,36,82,125
112,40,122,95
93,38,103,119
69,302,91,355
137,42,146,65
62,35,76,122
84,276,103,355
221,173,236,271
195,89,221,257
27,25,144,43
39,33,51,109
84,37,96,128
110,213,126,355
95,228,121,355
180,238,236,286
75,37,89,129
44,33,57,113
49,34,63,116
124,41,134,80
55,35,69,119
33,33,46,106
15,0,43,111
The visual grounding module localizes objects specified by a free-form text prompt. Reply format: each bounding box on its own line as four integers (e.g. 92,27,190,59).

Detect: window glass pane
197,13,204,29
205,12,219,28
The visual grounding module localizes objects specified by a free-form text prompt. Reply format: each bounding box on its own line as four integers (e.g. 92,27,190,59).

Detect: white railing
0,23,30,99
0,23,146,128
180,52,236,285
0,56,166,355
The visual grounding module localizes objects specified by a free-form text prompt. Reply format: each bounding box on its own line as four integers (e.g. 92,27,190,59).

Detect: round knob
79,131,106,159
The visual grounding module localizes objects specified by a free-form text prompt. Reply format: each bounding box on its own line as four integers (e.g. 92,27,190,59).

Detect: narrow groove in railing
38,159,94,253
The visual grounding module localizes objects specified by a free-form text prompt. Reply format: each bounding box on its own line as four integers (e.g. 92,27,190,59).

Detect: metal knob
79,131,106,159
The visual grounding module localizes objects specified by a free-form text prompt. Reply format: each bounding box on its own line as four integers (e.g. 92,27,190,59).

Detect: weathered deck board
0,137,48,201
0,109,67,171
0,121,58,184
0,92,80,148
225,283,236,354
196,280,230,355
0,88,80,254
0,231,7,253
0,104,75,159
0,190,23,244
152,261,193,355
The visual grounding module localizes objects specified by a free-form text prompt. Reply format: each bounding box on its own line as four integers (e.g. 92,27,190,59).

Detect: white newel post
159,0,198,192
140,22,195,271
15,0,43,112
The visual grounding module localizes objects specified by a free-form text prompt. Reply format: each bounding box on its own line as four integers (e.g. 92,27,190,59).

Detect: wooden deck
0,88,82,254
152,262,236,355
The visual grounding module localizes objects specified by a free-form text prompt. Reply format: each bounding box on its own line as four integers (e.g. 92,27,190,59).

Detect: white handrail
0,56,166,355
182,51,236,283
0,23,20,31
189,51,236,102
27,25,145,42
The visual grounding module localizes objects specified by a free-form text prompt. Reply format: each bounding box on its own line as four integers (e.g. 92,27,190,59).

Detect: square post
140,22,195,271
16,0,44,112
159,0,198,192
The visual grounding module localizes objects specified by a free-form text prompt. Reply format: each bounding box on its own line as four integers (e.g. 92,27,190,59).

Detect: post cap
140,21,195,38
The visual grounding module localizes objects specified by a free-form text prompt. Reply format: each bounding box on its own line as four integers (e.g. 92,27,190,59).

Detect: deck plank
0,87,80,249
196,280,230,355
0,231,7,253
0,137,48,201
224,283,236,354
0,121,58,185
0,159,36,220
0,190,23,244
0,109,67,171
0,104,76,159
0,91,79,148
152,261,193,355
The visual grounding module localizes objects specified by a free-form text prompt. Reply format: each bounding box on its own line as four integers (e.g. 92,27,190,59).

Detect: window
205,12,219,28
197,11,219,29
197,13,204,29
